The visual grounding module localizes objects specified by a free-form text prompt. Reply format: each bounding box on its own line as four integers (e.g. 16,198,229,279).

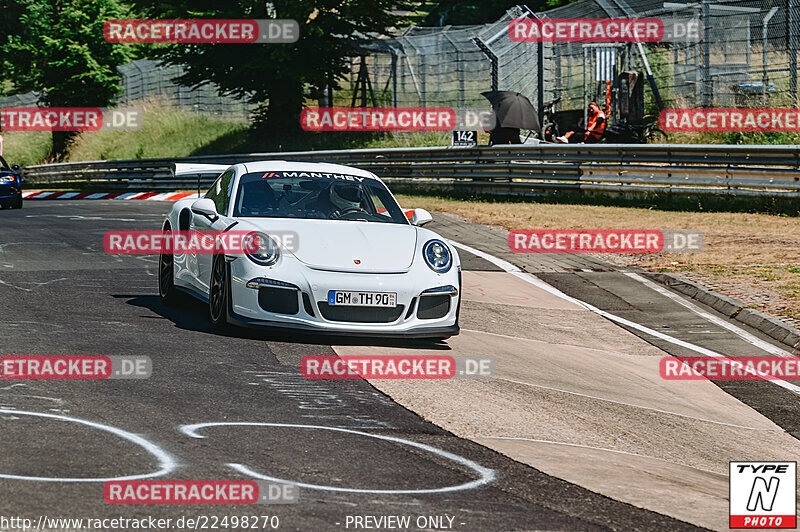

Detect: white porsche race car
159,161,461,339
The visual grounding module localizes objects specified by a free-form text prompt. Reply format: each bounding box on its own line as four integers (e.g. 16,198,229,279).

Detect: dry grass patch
397,194,800,322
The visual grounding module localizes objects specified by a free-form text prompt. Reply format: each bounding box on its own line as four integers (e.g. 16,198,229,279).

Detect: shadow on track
114,294,452,350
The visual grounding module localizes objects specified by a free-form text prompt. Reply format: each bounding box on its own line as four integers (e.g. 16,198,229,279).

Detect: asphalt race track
1,200,798,531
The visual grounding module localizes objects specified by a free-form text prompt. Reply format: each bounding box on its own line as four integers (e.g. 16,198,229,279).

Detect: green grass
4,99,453,167
66,101,249,161
188,123,451,154
3,132,52,166
359,131,450,149
3,101,251,165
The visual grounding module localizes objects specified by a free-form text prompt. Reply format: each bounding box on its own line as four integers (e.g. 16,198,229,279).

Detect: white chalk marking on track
0,278,68,292
450,240,800,395
0,409,176,482
3,394,65,405
24,214,137,222
625,272,797,358
180,422,495,494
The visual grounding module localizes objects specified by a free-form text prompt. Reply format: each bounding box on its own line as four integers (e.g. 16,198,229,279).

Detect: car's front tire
159,225,180,305
10,196,22,209
209,253,230,330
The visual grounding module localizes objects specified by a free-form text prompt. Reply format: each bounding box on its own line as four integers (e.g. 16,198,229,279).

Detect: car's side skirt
175,284,209,304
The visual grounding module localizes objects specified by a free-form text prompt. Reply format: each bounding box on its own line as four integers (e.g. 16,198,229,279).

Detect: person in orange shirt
556,102,606,144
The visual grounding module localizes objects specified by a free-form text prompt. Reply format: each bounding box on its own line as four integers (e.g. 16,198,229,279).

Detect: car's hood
237,218,417,273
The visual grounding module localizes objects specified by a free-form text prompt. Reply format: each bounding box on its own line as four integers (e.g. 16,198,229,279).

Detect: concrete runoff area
335,270,800,530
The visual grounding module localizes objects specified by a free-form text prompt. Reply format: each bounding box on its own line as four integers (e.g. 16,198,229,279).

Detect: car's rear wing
171,163,230,196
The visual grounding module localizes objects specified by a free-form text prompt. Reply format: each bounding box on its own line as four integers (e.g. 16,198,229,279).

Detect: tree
2,0,134,159
0,2,27,96
131,0,411,139
419,0,580,25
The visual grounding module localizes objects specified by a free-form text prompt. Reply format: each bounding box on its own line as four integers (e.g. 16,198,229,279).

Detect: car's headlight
0,176,15,184
423,239,452,273
244,231,280,266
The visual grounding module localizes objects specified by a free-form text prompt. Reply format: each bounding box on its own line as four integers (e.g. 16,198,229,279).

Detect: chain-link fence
116,59,255,121
543,0,797,113
350,0,800,123
0,59,255,122
353,25,492,108
351,6,536,110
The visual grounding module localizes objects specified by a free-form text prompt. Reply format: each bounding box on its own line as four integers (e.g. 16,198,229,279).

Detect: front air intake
318,303,405,323
258,287,299,315
417,295,450,319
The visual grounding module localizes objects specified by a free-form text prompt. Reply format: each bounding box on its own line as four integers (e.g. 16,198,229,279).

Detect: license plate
328,290,397,307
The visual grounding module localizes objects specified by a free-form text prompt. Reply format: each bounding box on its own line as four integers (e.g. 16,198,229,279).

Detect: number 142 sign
451,130,477,146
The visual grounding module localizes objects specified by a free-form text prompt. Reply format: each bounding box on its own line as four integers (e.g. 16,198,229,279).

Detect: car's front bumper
226,310,459,338
0,183,21,201
226,256,460,338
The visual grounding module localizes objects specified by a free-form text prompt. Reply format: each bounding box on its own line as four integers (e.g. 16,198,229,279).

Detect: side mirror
191,198,219,222
411,208,433,226
11,165,20,171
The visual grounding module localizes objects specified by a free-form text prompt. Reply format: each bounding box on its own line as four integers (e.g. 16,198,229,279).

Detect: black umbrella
481,91,540,131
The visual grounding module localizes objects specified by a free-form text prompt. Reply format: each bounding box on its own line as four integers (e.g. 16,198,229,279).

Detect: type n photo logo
730,462,797,528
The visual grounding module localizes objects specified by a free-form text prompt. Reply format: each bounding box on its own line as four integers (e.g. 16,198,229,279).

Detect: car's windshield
232,170,408,224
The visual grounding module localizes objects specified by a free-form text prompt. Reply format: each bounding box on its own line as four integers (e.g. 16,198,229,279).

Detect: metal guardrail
20,144,800,198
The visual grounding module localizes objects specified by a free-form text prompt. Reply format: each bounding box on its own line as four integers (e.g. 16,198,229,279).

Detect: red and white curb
21,190,417,218
22,191,200,201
